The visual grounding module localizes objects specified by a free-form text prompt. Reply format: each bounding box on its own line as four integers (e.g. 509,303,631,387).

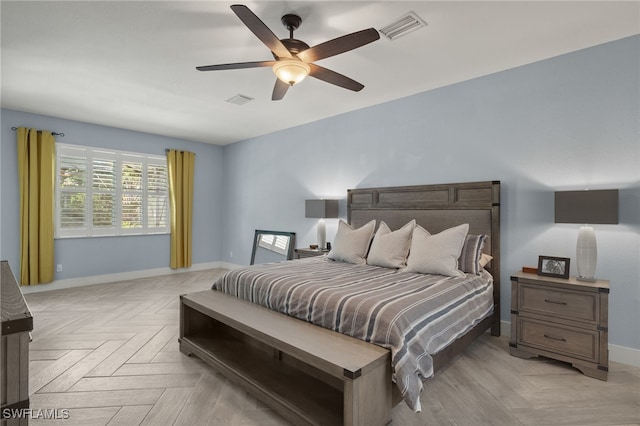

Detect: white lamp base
317,218,326,250
576,225,597,282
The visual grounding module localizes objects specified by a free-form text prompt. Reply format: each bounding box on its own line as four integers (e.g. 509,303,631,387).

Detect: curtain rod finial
11,126,64,137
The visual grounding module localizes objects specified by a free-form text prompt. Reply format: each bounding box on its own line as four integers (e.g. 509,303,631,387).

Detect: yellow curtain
167,150,195,269
16,128,56,285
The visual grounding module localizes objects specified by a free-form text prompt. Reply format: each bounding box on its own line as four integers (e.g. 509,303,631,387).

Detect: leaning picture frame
537,256,570,279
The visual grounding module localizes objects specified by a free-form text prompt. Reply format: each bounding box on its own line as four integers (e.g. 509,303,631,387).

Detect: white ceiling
2,1,638,146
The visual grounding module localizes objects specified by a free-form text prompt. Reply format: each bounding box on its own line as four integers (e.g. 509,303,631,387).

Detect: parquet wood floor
23,269,639,425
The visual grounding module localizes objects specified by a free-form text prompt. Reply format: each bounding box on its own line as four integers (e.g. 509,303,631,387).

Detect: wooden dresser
1,261,33,425
510,271,609,380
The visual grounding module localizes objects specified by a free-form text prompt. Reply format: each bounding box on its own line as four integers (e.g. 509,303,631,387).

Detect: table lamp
554,189,618,281
305,199,339,250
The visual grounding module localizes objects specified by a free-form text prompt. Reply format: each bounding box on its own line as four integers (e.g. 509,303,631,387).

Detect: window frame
55,143,170,239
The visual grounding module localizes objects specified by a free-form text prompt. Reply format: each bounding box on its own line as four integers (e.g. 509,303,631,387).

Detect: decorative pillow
404,223,470,277
327,220,376,265
479,253,493,268
459,234,488,275
367,220,415,269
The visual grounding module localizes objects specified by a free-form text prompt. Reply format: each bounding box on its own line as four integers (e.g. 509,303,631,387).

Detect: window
56,144,169,238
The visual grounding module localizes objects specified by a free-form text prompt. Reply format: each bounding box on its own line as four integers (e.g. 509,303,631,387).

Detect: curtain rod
11,126,65,137
165,149,195,155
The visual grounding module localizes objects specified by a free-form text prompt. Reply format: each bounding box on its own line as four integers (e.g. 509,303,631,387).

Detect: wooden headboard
347,180,501,335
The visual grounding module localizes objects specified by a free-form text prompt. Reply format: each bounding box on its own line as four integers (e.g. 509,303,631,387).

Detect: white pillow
327,220,376,265
404,223,470,277
367,220,415,269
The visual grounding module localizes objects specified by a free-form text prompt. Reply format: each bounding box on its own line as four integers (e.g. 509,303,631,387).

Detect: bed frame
179,181,500,426
348,180,501,347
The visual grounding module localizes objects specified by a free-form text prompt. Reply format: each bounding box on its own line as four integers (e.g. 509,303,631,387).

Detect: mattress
212,256,494,412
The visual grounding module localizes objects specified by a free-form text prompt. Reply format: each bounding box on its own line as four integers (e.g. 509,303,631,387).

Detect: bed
180,180,501,425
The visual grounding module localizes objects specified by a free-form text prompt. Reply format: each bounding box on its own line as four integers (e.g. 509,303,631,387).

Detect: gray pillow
459,234,488,275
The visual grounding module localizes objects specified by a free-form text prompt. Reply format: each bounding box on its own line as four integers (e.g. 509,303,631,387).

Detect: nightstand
510,271,609,380
295,248,329,259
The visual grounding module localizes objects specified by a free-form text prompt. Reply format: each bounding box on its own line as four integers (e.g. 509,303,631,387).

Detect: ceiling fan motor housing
277,14,309,57
279,39,310,56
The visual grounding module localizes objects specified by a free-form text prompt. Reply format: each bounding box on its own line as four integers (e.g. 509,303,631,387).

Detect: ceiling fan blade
272,78,290,101
196,61,277,71
297,28,380,63
230,5,292,59
308,64,364,92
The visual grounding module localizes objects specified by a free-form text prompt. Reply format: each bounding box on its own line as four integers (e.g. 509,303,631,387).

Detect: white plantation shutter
147,162,168,229
121,155,144,233
57,146,88,236
56,144,169,238
274,235,288,252
92,151,117,235
258,234,289,255
259,234,275,246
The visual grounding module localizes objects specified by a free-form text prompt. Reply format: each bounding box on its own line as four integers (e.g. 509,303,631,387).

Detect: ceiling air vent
226,94,254,106
379,11,427,41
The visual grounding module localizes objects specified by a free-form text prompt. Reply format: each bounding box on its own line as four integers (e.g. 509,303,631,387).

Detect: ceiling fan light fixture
272,60,310,86
197,5,375,100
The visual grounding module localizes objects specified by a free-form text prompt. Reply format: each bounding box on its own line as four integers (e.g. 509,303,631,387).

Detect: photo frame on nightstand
537,255,570,279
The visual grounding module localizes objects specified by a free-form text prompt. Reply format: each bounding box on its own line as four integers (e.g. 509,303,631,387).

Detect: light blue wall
221,36,640,350
1,36,637,351
1,109,224,279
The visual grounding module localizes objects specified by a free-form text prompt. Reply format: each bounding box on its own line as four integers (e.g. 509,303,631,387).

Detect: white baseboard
607,343,640,368
217,262,243,270
500,320,640,368
20,261,227,294
500,319,511,337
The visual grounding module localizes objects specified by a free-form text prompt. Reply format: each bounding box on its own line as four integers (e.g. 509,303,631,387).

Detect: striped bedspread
212,256,494,412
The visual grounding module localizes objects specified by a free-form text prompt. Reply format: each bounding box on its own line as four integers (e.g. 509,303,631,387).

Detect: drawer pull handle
544,298,567,305
544,334,567,342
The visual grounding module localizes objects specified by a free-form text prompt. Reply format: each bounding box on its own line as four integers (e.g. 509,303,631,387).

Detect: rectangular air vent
226,94,254,106
379,11,427,41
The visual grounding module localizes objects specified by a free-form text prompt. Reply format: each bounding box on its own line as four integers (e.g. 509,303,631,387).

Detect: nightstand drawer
519,283,598,322
518,317,599,363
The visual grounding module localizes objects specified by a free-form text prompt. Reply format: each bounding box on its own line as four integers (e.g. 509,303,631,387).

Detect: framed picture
537,256,570,279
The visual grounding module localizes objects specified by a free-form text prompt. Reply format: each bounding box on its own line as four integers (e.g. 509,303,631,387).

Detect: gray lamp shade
305,199,339,219
554,189,619,224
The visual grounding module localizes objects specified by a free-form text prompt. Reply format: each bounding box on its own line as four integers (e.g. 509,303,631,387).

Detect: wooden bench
179,290,392,426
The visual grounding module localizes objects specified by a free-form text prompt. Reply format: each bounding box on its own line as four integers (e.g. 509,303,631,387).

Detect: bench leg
343,362,391,426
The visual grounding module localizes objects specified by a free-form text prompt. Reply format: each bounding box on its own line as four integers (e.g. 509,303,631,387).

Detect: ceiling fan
196,4,380,101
